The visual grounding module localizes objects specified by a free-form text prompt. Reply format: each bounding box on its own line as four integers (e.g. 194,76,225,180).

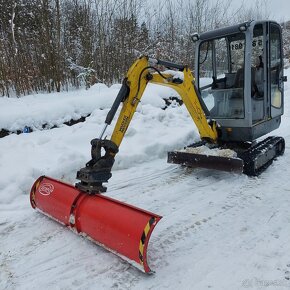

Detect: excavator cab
194,20,286,142
169,20,286,175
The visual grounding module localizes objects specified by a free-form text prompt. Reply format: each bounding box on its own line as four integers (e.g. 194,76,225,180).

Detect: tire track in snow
132,169,288,289
109,163,180,192
121,165,266,273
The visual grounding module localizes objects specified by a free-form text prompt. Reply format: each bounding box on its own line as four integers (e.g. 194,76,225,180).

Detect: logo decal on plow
39,183,54,196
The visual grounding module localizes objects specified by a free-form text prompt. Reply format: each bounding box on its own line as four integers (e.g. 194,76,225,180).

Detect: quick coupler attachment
75,168,111,193
75,138,118,194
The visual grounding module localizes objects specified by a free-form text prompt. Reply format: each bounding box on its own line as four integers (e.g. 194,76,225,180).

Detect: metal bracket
75,139,118,194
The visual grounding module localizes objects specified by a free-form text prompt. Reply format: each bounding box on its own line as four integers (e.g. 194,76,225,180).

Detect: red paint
30,176,161,273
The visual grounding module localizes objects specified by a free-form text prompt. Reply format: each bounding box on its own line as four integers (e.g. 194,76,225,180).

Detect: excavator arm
75,55,218,194
111,56,218,146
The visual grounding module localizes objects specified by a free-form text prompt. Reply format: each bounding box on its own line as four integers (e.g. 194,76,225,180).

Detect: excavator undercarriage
168,136,285,176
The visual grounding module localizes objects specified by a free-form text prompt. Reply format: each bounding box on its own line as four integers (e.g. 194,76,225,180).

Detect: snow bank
0,82,179,132
0,84,117,131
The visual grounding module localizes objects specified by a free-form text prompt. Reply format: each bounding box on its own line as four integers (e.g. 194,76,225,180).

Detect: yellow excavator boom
110,55,218,148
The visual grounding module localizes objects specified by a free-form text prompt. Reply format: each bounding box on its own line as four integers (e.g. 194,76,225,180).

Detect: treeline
0,0,286,97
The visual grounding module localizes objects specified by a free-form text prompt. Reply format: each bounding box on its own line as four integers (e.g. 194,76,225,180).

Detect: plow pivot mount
30,176,161,273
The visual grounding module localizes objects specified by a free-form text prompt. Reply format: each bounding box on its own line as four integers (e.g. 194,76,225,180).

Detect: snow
179,145,238,158
0,83,174,132
1,69,290,289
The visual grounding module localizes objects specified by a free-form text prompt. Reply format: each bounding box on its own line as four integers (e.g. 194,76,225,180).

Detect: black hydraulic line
136,66,168,99
155,59,186,71
105,62,184,127
105,79,130,125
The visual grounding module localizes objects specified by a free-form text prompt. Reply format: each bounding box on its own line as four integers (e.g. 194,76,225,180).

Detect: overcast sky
267,0,290,21
230,0,290,22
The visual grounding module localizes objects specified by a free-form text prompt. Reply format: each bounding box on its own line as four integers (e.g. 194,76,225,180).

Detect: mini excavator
30,20,287,273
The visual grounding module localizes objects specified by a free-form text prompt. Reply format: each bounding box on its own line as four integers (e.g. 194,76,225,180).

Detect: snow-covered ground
1,70,290,290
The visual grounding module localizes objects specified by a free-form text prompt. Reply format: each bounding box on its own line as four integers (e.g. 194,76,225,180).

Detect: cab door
251,23,266,124
268,22,284,118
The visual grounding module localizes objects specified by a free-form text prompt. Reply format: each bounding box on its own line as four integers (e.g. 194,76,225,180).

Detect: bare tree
0,0,287,97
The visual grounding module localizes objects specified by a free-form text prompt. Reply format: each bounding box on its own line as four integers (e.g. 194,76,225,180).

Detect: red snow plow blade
30,176,161,273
